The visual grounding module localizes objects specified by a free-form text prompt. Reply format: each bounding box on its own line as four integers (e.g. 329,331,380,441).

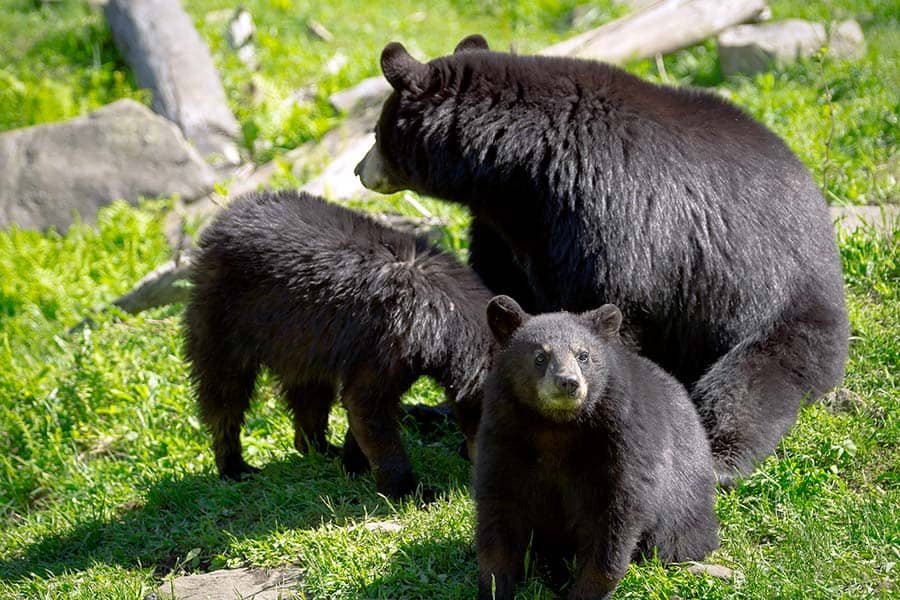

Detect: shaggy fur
183,191,491,498
475,296,718,600
356,35,850,486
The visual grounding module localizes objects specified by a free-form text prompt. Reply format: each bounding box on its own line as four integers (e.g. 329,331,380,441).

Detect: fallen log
541,0,769,61
105,0,241,166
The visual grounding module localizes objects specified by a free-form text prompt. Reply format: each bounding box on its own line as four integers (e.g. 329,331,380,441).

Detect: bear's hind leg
194,366,260,480
693,305,848,487
340,369,417,499
283,379,340,457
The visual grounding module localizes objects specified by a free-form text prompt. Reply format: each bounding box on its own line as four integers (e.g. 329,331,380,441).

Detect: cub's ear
583,304,622,337
487,295,528,345
381,42,432,93
454,34,490,53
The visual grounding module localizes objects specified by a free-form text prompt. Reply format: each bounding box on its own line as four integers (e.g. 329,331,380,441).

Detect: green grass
0,0,143,131
184,0,609,163
1,0,899,598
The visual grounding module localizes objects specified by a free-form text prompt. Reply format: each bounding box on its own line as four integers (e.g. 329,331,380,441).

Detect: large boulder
0,99,215,232
718,19,866,76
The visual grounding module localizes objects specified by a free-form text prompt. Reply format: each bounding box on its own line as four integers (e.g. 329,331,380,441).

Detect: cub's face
505,321,593,421
487,296,622,422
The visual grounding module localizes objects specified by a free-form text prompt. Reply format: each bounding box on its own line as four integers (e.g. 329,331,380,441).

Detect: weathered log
329,77,392,113
541,0,769,61
104,0,241,166
111,255,193,314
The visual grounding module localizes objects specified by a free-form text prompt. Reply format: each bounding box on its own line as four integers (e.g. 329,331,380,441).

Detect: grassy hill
0,1,897,598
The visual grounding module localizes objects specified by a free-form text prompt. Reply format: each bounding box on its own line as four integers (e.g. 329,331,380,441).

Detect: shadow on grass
0,427,471,584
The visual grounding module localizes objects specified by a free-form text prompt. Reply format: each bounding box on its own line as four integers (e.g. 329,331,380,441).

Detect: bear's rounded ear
381,42,432,93
583,304,622,337
487,295,528,345
454,34,490,53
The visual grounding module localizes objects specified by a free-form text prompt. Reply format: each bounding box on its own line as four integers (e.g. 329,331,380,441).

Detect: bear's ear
454,34,490,53
583,304,622,337
381,42,432,93
487,295,528,345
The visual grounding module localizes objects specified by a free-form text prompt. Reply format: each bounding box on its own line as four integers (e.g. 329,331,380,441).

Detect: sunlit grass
0,0,897,598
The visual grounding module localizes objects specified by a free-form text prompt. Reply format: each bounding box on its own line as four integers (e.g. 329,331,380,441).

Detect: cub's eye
577,351,589,363
534,351,547,366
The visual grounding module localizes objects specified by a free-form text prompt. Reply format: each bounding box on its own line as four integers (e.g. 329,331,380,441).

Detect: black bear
475,295,719,600
182,190,491,498
356,35,849,486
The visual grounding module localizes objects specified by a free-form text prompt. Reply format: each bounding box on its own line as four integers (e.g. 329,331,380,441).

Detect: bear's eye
534,351,547,366
577,351,589,363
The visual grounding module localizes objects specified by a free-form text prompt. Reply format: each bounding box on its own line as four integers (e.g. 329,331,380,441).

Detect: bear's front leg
476,503,531,600
567,517,642,600
468,218,536,312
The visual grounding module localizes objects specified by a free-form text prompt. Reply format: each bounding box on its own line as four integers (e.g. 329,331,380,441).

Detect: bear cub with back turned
183,190,491,499
475,296,718,600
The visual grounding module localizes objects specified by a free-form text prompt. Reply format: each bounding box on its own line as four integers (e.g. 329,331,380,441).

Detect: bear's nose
353,158,363,176
555,374,580,397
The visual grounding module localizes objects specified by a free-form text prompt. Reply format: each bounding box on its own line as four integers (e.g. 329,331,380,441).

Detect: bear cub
183,191,491,499
475,296,718,600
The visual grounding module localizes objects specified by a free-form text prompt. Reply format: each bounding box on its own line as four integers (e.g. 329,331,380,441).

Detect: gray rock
0,99,215,232
687,563,734,580
152,566,303,600
820,388,866,414
227,8,257,70
718,19,866,75
362,519,404,534
226,8,254,50
829,19,866,61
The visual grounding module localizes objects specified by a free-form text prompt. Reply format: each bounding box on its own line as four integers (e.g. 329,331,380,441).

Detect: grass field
1,0,898,598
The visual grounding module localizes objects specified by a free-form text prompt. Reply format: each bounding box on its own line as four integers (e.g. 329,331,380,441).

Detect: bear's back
430,50,841,379
189,191,490,376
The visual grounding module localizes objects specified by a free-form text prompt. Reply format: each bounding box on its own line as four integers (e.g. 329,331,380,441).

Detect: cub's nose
555,374,580,397
353,158,363,176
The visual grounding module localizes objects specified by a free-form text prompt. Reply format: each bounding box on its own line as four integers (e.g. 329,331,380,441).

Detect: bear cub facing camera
475,296,718,600
183,191,491,499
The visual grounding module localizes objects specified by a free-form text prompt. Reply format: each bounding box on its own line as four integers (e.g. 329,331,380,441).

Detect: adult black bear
356,35,849,486
475,295,718,600
183,190,490,498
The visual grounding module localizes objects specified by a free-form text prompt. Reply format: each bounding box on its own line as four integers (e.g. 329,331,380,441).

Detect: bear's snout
356,144,405,194
554,372,581,397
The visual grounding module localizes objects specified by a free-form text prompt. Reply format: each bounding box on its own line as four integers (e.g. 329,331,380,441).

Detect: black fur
475,296,718,600
358,38,850,486
182,191,491,498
